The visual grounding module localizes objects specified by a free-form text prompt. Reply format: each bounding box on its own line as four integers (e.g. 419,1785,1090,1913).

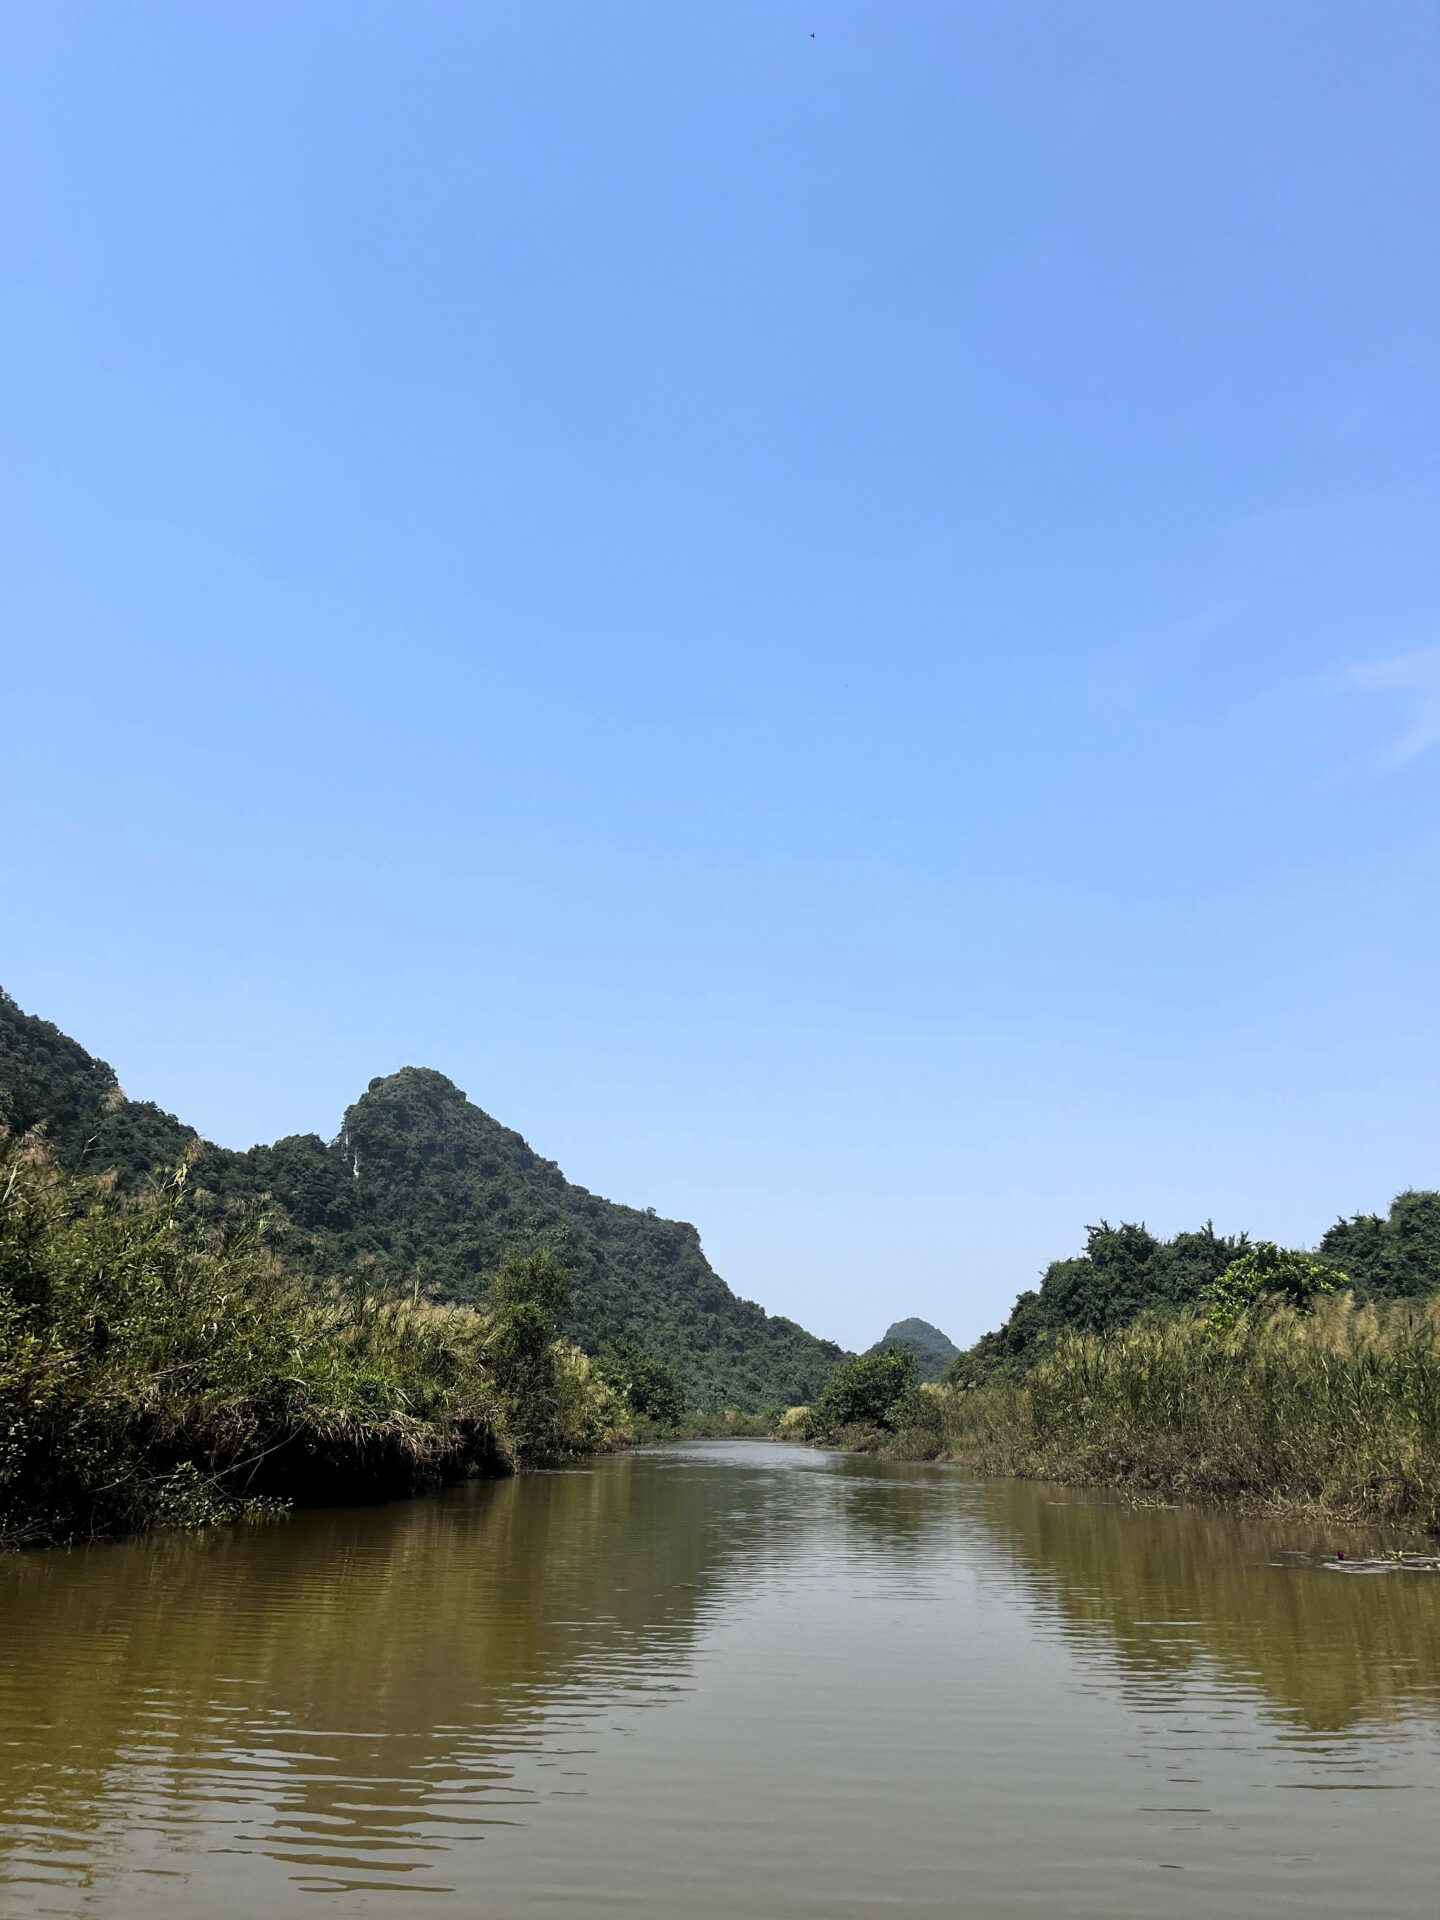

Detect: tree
595,1336,687,1426
1202,1242,1339,1332
811,1346,917,1436
1320,1191,1440,1300
950,1218,1251,1379
483,1244,575,1462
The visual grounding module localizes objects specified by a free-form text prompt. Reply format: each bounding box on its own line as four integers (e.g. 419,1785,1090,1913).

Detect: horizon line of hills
0,990,844,1407
2,988,1436,1404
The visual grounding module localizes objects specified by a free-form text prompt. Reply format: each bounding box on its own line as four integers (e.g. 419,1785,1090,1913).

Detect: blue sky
4,3,1438,1351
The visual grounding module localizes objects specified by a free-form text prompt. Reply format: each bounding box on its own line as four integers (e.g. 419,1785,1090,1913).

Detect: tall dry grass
933,1295,1440,1530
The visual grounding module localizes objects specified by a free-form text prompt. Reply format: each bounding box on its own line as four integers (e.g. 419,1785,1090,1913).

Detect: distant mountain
0,989,843,1409
866,1317,959,1382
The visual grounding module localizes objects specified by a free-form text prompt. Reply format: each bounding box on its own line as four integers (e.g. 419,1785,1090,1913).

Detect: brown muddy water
1,1441,1437,1918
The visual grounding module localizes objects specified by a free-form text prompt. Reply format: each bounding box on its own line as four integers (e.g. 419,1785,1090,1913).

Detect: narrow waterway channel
2,1441,1437,1917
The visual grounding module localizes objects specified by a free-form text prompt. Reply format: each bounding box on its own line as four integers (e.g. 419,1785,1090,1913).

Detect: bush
483,1243,583,1464
594,1336,687,1427
810,1346,917,1439
1202,1241,1338,1332
885,1383,946,1458
0,1141,615,1547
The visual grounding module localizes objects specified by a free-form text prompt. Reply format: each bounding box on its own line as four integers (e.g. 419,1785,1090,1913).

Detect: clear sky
4,3,1438,1352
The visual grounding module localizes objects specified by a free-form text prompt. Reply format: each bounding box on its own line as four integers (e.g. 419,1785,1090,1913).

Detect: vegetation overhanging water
5,983,1440,1551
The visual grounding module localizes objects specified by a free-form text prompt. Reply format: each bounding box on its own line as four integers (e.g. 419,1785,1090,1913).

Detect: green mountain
0,990,843,1409
865,1317,959,1382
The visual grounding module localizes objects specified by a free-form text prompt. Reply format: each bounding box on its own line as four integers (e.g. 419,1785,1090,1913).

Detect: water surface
2,1442,1437,1916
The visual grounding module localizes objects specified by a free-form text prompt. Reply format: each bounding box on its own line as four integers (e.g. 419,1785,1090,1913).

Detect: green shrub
0,1141,615,1547
810,1346,917,1439
885,1383,946,1458
1203,1241,1338,1332
482,1243,582,1464
595,1336,688,1427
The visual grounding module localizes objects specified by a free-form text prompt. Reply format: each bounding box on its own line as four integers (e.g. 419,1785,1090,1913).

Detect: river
1,1441,1437,1917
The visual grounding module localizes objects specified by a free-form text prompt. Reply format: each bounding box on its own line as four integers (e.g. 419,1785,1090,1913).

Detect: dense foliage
481,1244,613,1465
595,1336,688,1427
0,1140,615,1548
0,992,842,1409
872,1220,1440,1529
1319,1190,1440,1300
950,1204,1440,1383
864,1317,958,1381
818,1197,1440,1528
1201,1241,1336,1333
951,1221,1247,1382
804,1346,921,1441
0,992,191,1184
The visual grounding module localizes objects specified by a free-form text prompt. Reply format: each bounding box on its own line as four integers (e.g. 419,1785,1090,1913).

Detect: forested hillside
0,991,842,1408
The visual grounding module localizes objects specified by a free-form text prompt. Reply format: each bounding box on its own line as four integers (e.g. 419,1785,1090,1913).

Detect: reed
927,1295,1440,1530
0,1140,615,1547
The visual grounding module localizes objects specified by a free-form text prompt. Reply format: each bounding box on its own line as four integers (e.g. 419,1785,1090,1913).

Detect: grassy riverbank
0,1140,620,1548
807,1298,1440,1531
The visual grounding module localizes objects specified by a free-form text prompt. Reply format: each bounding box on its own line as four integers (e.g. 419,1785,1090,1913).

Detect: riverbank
811,1295,1440,1534
0,1141,618,1548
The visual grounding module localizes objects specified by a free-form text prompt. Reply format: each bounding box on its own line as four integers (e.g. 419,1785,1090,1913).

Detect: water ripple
2,1444,1437,1916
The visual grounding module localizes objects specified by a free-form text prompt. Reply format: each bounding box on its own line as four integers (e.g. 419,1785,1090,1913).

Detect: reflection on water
1,1443,1436,1917
978,1481,1440,1735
